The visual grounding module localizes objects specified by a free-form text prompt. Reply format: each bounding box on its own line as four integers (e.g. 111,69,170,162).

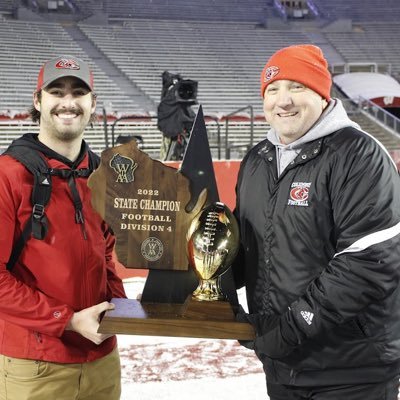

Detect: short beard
53,129,85,142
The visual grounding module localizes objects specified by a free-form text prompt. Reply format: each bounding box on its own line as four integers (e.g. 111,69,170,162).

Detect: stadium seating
0,17,138,114
0,0,14,15
325,22,400,81
78,19,309,116
0,0,399,161
312,0,400,22
88,0,268,23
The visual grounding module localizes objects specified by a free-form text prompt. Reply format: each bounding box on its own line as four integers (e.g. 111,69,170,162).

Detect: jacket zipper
76,209,88,240
289,368,297,385
34,331,42,344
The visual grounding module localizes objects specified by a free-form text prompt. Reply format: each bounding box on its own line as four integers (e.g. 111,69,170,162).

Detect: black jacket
233,125,400,386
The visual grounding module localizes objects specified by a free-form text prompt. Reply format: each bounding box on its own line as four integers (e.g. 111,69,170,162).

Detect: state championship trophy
89,107,254,340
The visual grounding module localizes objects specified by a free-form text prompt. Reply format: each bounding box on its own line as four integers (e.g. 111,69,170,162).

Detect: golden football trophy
93,109,254,339
187,202,239,302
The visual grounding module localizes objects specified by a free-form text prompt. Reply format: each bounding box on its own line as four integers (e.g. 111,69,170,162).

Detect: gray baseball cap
36,55,94,91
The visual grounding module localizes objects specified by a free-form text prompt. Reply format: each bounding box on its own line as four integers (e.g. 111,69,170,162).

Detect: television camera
157,71,198,160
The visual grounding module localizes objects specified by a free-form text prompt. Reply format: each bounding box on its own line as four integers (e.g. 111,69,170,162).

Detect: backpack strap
48,150,99,235
3,146,52,271
3,144,100,271
88,149,100,170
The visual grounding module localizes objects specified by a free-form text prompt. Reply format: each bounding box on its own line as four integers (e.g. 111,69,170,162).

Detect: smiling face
263,79,328,144
34,76,96,143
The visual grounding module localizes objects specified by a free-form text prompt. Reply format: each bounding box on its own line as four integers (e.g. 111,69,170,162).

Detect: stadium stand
0,17,139,114
0,0,15,16
78,20,309,116
0,0,399,162
312,0,400,22
99,0,268,23
325,22,400,80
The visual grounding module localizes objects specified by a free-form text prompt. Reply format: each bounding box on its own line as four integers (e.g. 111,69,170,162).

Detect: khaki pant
0,347,121,400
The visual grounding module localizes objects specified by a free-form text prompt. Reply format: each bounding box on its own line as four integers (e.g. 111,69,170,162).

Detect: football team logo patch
288,182,311,207
264,66,280,82
55,58,80,70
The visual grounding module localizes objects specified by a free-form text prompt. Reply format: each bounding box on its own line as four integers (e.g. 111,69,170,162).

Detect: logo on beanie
264,66,280,82
55,59,80,70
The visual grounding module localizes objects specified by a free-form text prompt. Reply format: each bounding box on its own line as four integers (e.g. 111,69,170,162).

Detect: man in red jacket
0,56,126,400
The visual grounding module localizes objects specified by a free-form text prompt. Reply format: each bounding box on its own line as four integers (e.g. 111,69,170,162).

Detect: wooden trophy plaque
87,140,202,271
88,110,254,340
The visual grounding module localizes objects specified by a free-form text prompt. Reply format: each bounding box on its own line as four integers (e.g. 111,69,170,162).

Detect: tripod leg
166,138,177,161
161,137,173,161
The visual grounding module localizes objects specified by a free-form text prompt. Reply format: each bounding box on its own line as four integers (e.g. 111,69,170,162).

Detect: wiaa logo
110,153,138,183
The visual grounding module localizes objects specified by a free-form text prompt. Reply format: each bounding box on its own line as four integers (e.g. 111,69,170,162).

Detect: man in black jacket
234,44,400,400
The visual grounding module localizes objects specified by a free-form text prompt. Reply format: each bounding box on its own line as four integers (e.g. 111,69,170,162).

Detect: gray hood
266,99,360,175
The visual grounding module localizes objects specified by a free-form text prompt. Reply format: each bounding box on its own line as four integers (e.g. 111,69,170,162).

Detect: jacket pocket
341,315,369,339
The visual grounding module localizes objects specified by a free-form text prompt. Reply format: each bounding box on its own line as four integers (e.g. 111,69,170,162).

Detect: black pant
267,374,400,400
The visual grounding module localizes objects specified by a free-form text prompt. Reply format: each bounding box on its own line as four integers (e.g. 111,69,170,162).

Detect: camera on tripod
157,71,198,160
175,79,198,103
161,71,198,104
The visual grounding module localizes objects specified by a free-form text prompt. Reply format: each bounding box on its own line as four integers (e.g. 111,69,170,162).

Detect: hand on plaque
66,301,115,345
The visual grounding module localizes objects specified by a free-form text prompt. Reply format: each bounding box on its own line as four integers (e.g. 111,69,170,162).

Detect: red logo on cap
55,59,80,70
264,66,279,82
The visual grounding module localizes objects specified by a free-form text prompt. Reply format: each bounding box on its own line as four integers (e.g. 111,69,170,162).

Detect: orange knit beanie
260,44,332,100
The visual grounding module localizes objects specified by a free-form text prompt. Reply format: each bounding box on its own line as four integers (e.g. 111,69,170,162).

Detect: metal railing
273,0,287,20
105,111,222,158
339,98,361,115
359,97,400,137
330,62,392,76
109,114,157,148
206,115,222,160
306,0,319,17
224,105,254,159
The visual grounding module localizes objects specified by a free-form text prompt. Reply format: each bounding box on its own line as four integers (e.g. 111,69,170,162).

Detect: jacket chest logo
288,182,311,207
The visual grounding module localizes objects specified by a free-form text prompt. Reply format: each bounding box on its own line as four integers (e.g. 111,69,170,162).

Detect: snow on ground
118,279,400,400
121,374,267,400
118,278,269,400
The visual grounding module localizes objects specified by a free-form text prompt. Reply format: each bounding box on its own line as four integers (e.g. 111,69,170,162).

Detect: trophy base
98,298,254,340
181,295,235,321
191,278,226,302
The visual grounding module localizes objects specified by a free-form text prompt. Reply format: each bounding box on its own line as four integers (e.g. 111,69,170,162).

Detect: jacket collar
21,133,89,169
